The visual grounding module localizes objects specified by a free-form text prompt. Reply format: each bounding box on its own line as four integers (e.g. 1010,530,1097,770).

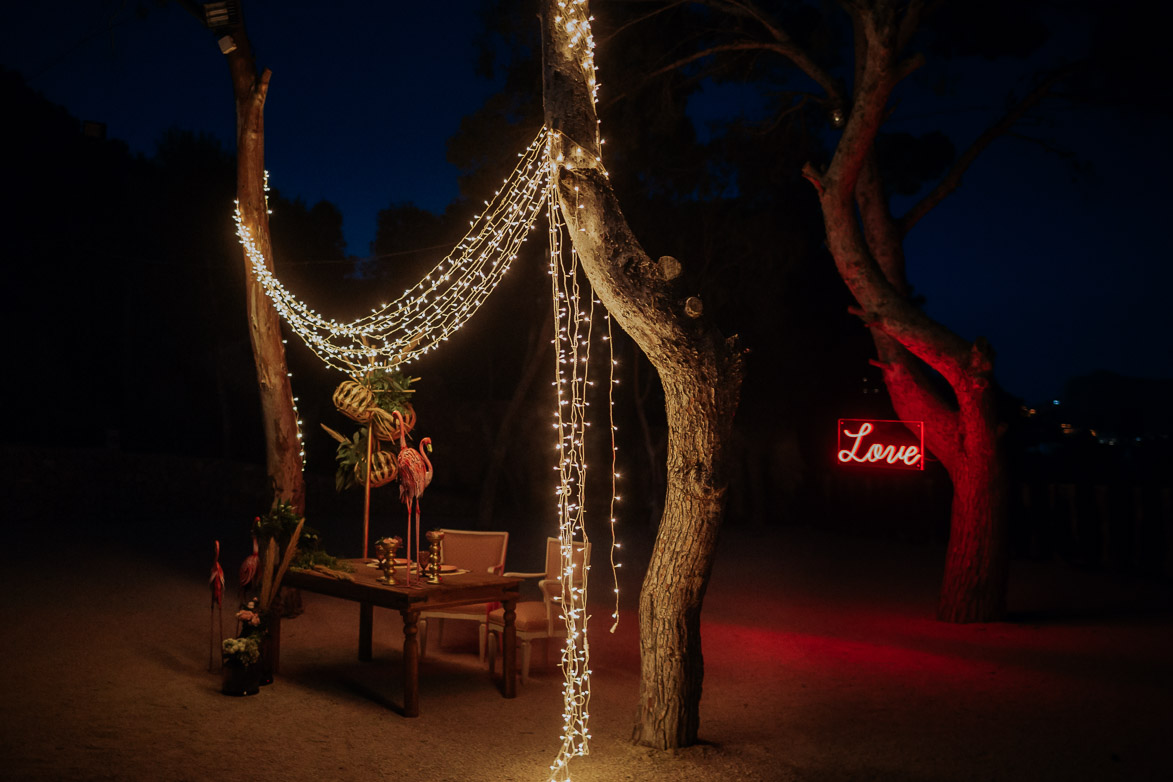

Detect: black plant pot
221,659,260,696
257,635,273,686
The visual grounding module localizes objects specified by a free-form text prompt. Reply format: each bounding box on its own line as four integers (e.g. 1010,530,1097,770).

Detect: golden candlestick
425,529,444,584
375,536,402,585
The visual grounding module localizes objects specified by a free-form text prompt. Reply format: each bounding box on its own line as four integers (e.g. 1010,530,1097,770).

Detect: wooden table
280,561,521,717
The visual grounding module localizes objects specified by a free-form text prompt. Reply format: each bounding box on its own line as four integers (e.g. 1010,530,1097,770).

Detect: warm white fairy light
234,128,551,376
544,128,624,781
604,309,620,633
281,339,307,469
557,0,599,104
546,153,593,781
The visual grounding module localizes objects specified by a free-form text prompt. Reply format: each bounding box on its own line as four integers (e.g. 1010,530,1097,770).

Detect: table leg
502,598,517,699
401,608,420,717
358,602,373,662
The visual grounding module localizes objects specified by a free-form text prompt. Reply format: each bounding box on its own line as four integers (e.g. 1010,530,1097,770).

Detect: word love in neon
837,421,924,469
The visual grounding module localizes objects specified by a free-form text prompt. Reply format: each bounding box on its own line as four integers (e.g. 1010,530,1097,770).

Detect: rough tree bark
540,0,746,748
197,2,306,514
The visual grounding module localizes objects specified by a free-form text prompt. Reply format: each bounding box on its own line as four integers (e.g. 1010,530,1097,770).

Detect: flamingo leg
414,501,421,577
404,502,413,587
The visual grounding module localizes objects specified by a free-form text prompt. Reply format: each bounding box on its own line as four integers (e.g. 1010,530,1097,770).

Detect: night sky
4,0,1170,405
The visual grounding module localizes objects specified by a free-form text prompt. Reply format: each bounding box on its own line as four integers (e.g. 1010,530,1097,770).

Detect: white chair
482,536,590,681
418,529,509,659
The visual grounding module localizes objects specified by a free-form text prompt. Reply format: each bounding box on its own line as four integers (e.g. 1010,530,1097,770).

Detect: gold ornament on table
375,536,402,585
425,529,444,584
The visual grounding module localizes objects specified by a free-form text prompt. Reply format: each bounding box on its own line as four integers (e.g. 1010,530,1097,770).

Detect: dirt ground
2,524,1170,782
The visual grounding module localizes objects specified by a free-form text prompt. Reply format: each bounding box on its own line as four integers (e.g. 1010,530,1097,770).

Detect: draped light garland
235,129,550,375
233,6,619,777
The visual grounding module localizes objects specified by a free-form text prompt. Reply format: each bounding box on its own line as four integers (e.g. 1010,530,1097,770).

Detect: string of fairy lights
235,128,550,375
546,158,592,775
546,4,609,779
233,4,614,778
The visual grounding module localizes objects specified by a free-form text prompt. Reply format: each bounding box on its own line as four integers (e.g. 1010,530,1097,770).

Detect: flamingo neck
393,410,407,449
419,439,433,478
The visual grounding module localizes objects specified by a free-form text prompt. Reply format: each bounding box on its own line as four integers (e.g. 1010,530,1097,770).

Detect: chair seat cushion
487,602,549,632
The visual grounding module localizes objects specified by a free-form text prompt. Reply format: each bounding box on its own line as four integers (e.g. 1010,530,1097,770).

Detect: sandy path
2,526,1170,781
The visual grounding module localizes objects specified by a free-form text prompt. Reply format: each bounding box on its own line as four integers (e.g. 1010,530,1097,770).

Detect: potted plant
229,502,305,690
220,635,262,696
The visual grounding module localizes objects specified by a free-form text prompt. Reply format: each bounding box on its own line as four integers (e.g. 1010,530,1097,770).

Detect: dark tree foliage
0,68,355,471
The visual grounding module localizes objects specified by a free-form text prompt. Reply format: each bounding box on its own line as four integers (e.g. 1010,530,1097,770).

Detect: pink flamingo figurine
209,540,225,671
239,533,259,597
392,409,433,585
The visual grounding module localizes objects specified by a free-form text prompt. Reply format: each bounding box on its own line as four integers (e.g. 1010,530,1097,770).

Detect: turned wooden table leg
401,608,421,717
502,598,517,699
358,602,373,662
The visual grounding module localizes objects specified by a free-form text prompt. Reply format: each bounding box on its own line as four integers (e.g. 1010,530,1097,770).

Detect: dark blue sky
4,0,1169,405
2,1,498,246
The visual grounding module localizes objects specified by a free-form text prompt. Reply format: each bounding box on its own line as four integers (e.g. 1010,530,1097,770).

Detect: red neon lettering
839,422,922,467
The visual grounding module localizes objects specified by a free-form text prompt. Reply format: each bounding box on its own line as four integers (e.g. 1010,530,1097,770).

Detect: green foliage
363,367,418,417
221,635,261,665
332,427,369,492
253,500,314,548
291,549,355,572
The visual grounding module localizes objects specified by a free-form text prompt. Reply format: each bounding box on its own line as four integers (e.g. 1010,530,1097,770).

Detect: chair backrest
542,536,590,583
538,536,591,635
438,529,509,575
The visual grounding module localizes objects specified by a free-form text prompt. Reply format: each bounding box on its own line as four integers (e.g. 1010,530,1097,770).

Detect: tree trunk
223,10,305,514
872,339,1009,622
540,0,745,748
936,376,1008,621
635,373,738,747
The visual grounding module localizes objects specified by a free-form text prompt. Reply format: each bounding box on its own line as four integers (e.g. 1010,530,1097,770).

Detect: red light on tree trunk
837,419,925,470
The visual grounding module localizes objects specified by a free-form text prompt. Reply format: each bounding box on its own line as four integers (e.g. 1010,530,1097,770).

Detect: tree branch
899,65,1077,235
874,335,962,468
715,0,844,104
612,40,837,106
800,161,825,196
598,0,689,46
896,0,927,54
855,151,907,293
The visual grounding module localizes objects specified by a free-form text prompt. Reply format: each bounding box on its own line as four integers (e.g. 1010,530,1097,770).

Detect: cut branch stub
333,381,375,423
684,297,704,318
658,255,683,281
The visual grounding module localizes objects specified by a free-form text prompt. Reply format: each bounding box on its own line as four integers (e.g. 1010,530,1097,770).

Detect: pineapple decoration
320,368,420,557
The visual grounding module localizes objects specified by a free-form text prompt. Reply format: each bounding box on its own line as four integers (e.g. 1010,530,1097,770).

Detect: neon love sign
837,419,925,470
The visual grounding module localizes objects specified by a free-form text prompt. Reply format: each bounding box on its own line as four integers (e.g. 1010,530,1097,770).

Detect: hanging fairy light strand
546,155,594,781
605,311,620,634
235,127,551,376
557,0,599,105
545,4,621,779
